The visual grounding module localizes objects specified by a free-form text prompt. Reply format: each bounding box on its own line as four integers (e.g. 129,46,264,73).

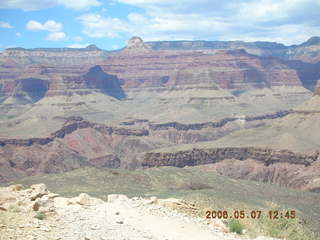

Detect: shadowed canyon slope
0,37,320,193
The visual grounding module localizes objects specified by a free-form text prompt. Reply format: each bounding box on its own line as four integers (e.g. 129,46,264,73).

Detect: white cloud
46,32,67,41
111,0,320,44
219,23,320,45
0,0,101,11
16,32,21,37
77,12,230,41
77,14,129,38
127,13,147,24
26,19,68,42
56,0,101,11
0,21,14,28
238,0,319,24
67,43,90,48
26,20,62,32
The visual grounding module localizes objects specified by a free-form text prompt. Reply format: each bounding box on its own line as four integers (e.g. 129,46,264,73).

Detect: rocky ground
0,184,279,240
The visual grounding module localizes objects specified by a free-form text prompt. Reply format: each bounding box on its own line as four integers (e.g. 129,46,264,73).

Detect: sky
0,0,319,50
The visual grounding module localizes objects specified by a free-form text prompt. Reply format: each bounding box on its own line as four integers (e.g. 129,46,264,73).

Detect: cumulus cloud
0,0,101,11
77,14,129,38
109,0,320,44
46,32,67,41
0,21,14,28
77,12,229,41
26,20,67,41
26,20,62,32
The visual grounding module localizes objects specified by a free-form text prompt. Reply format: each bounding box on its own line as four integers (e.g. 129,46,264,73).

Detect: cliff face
0,64,125,101
1,37,319,103
100,46,302,90
199,159,320,192
141,147,320,192
0,37,312,102
141,147,319,168
51,65,126,99
286,37,320,63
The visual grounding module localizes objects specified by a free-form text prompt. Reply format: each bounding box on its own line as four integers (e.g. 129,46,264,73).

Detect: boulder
76,193,104,206
145,196,158,204
8,184,23,192
157,198,197,211
107,194,129,203
29,184,48,201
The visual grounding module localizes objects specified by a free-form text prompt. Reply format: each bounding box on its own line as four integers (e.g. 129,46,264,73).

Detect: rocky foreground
0,184,278,240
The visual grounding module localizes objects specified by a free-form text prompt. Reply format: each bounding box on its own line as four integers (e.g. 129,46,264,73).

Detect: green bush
229,219,245,234
34,212,46,220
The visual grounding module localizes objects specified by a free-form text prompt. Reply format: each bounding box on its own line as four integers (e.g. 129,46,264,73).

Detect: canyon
0,36,320,194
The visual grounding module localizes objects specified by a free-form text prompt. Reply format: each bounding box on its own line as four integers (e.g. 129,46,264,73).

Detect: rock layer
141,147,320,191
141,147,319,168
0,37,313,102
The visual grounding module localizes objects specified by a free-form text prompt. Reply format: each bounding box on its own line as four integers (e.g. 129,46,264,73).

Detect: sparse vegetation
228,219,245,234
241,214,320,240
34,211,46,220
177,181,213,191
8,205,21,213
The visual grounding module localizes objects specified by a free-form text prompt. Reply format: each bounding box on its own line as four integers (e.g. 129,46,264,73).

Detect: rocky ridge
0,117,148,147
0,45,109,66
149,110,291,131
146,36,320,63
0,111,291,147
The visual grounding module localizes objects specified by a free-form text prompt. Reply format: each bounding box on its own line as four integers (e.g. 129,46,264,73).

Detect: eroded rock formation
0,37,315,102
141,148,320,192
141,147,319,168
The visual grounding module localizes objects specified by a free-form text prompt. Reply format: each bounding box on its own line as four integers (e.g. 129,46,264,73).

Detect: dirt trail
51,195,277,240
0,185,279,240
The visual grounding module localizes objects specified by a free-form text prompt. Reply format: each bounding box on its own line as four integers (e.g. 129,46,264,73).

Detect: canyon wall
0,37,316,103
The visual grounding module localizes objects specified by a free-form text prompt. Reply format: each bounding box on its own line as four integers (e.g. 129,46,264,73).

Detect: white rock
107,194,129,203
29,184,48,201
76,193,104,206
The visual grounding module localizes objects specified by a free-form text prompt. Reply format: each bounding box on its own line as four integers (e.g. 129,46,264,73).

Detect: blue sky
0,0,319,50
